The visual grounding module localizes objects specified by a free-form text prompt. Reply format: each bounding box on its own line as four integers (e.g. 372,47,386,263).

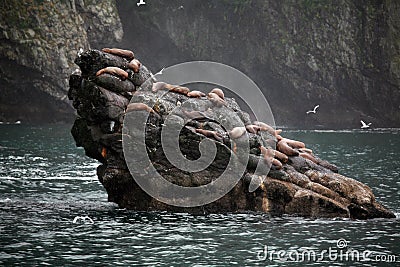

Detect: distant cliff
0,0,122,123
117,0,400,128
1,0,399,128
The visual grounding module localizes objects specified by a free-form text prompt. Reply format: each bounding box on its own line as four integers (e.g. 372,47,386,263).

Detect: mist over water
0,125,398,266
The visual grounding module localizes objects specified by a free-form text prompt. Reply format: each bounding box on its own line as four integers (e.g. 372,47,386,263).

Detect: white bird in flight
137,0,146,7
306,105,319,114
360,120,371,129
73,215,94,224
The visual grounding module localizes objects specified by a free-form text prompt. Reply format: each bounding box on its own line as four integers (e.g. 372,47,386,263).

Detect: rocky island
68,48,395,219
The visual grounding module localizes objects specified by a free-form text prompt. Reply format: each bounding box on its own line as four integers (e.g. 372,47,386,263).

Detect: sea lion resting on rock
210,88,224,99
152,82,190,95
245,124,261,134
229,126,247,139
125,103,157,114
207,92,226,107
253,121,280,136
277,140,299,156
96,67,129,81
187,90,206,98
127,59,141,73
299,152,318,164
277,136,305,149
260,145,283,169
102,48,134,61
170,86,190,95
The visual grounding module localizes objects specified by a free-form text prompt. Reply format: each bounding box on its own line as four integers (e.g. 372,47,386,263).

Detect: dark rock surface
69,49,395,219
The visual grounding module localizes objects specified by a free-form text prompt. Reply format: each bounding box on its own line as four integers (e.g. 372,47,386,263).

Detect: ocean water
0,125,399,266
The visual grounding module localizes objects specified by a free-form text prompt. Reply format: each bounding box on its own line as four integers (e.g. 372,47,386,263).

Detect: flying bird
306,105,319,114
360,120,371,129
150,68,165,79
137,0,146,7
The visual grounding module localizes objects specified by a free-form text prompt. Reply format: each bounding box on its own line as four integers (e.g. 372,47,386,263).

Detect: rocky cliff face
117,0,400,128
0,0,122,123
1,0,399,128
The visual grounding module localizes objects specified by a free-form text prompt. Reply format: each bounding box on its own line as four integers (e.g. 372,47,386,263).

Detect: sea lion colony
68,47,395,218
72,47,335,174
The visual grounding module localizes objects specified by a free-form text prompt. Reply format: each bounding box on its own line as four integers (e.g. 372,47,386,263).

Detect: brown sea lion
207,92,226,107
210,88,224,99
152,82,168,92
260,146,283,169
229,126,247,139
102,48,134,60
267,148,289,163
299,148,313,154
271,158,283,169
127,59,141,73
299,152,318,163
277,140,299,156
125,103,157,114
253,121,281,136
96,67,129,80
195,128,223,142
245,124,261,134
170,86,190,95
187,90,206,98
280,137,305,149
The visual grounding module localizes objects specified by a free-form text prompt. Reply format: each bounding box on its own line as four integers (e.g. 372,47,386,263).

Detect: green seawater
0,125,399,266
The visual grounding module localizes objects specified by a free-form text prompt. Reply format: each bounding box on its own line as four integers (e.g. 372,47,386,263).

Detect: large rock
69,49,395,219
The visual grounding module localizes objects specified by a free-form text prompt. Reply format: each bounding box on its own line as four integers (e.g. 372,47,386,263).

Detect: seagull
15,121,21,124
306,105,319,114
178,5,184,9
72,215,94,224
137,0,146,6
360,120,371,129
150,67,165,79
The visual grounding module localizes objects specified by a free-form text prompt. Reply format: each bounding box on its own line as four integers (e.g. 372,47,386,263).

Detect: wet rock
69,49,395,219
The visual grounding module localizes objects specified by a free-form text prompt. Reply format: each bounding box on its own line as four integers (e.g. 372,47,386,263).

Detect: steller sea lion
187,90,206,98
169,86,190,95
299,148,313,154
127,59,141,73
210,88,224,99
195,128,223,142
152,82,169,92
280,137,305,149
260,146,283,169
207,92,226,107
102,48,134,60
277,140,299,156
125,103,157,114
245,124,261,134
96,67,129,80
263,147,289,163
299,152,318,163
253,121,281,136
229,126,247,139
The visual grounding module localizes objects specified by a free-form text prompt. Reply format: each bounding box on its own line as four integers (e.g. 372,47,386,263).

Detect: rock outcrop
69,48,395,219
0,0,122,123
